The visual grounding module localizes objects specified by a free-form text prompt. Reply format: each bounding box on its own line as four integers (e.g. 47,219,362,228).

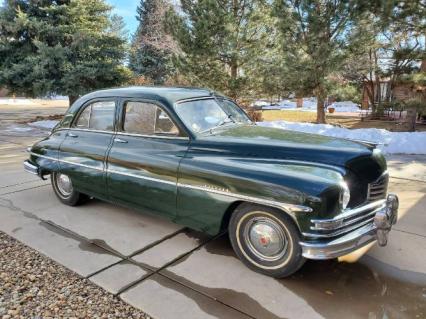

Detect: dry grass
262,110,317,122
261,110,426,132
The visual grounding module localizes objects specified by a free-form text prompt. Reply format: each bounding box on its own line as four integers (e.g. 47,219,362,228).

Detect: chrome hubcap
243,216,288,261
56,173,73,197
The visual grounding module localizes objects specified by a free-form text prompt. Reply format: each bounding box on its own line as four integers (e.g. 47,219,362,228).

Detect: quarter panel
29,130,67,173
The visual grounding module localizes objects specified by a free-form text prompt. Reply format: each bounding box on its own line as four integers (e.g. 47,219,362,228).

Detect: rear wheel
51,172,87,206
229,203,306,278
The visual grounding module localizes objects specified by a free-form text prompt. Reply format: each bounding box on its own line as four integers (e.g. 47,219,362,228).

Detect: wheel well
219,200,302,234
220,201,244,232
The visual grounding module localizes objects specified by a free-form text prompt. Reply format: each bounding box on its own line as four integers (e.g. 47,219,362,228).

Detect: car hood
195,125,385,176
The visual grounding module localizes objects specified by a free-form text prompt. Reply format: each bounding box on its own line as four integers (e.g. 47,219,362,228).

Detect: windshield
175,98,252,134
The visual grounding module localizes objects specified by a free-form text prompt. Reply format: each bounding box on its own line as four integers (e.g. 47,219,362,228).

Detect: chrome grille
306,199,388,238
368,174,388,202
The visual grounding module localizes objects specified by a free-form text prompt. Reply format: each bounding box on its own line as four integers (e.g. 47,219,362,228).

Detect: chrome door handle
114,138,128,143
67,133,78,138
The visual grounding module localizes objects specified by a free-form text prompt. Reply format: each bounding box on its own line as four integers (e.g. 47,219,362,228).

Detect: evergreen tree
0,0,130,105
273,0,369,123
168,0,271,99
129,0,177,84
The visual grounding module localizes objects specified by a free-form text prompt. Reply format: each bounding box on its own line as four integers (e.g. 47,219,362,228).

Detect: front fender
177,153,346,235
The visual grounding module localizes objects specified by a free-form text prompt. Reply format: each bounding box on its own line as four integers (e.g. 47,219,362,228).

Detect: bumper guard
300,194,399,259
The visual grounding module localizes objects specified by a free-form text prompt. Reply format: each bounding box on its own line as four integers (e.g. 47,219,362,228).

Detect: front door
107,100,189,219
59,99,116,200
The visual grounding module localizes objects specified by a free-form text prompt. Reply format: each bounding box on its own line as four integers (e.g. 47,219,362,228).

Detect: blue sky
107,0,139,35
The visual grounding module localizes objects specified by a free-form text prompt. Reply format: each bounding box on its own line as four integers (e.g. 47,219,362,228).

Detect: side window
75,106,91,128
74,101,115,131
123,101,179,136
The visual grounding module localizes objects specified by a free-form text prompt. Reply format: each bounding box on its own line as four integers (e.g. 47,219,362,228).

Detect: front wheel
51,172,87,206
229,203,306,278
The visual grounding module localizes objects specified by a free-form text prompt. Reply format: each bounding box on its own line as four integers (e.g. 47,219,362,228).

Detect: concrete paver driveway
1,116,425,319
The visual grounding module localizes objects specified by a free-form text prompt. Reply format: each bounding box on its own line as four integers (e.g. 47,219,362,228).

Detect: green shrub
329,83,361,103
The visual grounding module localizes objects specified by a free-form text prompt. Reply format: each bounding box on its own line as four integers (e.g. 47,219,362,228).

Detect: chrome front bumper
300,194,399,259
24,160,39,175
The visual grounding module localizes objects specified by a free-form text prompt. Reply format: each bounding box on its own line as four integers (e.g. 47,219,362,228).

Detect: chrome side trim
30,152,104,172
108,168,176,186
115,131,189,140
68,128,113,135
30,152,312,214
54,128,190,140
177,182,312,213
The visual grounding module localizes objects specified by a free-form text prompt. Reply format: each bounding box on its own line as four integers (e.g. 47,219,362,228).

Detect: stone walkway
0,127,425,318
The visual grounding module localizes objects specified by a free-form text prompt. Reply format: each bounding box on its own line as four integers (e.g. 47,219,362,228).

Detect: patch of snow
6,125,33,132
44,95,68,100
328,101,360,113
28,120,59,130
251,100,270,107
0,98,36,105
262,98,365,113
258,120,426,155
262,97,318,112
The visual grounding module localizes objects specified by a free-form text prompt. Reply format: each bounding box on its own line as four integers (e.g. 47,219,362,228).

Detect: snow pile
258,120,426,155
328,101,360,113
0,98,36,105
28,120,59,130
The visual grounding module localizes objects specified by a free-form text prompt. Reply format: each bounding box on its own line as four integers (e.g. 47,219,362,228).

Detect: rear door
58,99,116,200
107,99,189,219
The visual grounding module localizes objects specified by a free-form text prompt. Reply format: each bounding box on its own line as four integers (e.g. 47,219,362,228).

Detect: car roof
78,86,220,106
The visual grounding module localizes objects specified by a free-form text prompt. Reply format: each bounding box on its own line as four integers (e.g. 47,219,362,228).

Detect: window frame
71,98,118,133
118,98,188,139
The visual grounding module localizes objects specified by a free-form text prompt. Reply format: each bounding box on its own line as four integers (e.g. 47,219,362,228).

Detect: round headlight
340,182,350,209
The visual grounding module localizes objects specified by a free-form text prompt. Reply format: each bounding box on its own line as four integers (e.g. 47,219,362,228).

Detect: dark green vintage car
24,87,399,277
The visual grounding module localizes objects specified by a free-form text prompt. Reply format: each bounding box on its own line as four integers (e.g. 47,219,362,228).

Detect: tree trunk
315,85,326,124
68,95,79,107
296,97,303,108
229,62,238,99
406,107,417,132
316,95,326,123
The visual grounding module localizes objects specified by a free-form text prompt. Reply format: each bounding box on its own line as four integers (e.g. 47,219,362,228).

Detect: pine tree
0,0,130,105
168,0,271,99
129,0,177,84
273,0,369,123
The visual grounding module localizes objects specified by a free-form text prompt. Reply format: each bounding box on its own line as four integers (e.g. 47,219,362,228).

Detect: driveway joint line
0,184,49,196
393,228,426,239
110,231,260,319
0,179,44,189
390,176,426,184
115,232,223,296
85,227,186,279
155,271,257,319
114,231,256,318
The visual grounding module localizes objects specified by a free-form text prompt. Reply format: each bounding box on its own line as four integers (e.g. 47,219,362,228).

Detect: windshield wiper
200,114,235,134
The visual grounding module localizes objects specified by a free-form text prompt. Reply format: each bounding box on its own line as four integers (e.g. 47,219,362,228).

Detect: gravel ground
0,232,151,319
